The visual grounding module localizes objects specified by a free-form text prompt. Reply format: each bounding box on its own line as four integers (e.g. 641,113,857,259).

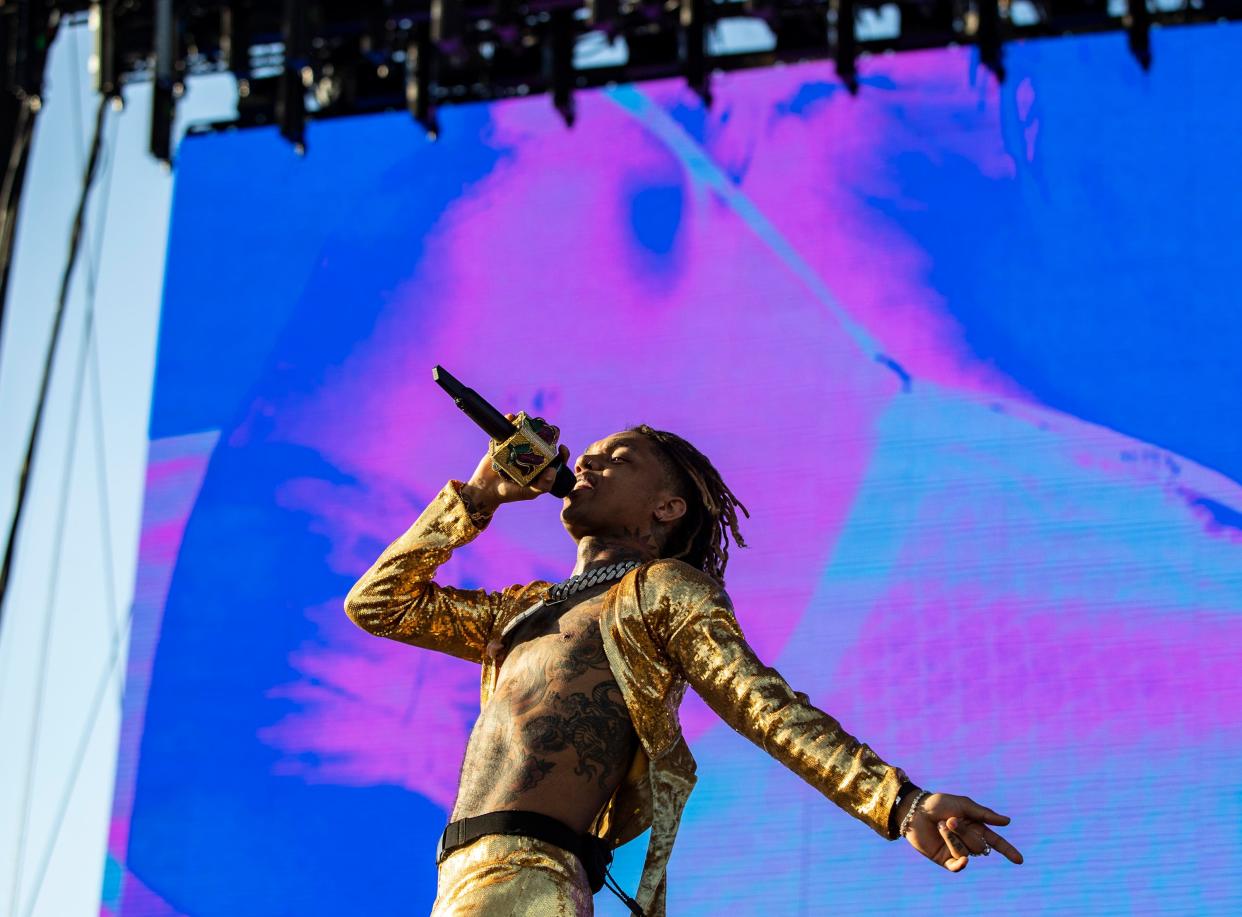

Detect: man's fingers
948,817,1024,865
535,418,560,446
967,800,1011,825
526,446,570,495
980,827,1024,865
938,821,969,861
945,818,987,856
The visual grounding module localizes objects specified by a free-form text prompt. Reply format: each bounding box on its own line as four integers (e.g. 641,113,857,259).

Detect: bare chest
453,593,637,826
494,597,613,700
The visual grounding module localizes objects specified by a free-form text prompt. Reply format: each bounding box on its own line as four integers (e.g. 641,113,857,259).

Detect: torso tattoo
450,590,638,833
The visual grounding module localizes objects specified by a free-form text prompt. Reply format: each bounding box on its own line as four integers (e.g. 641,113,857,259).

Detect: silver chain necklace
544,560,641,605
497,560,642,643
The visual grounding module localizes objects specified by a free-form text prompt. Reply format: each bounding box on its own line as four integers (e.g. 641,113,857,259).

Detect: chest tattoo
521,681,632,789
462,601,637,808
559,630,610,678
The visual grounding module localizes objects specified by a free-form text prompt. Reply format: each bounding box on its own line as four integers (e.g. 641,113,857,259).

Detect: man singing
344,419,1022,916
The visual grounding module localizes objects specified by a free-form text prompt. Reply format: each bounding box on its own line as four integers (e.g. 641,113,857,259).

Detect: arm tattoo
457,483,494,530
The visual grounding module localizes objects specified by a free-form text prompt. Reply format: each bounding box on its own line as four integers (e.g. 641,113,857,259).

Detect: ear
653,494,687,526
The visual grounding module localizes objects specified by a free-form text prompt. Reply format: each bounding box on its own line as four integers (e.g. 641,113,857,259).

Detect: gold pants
430,832,594,916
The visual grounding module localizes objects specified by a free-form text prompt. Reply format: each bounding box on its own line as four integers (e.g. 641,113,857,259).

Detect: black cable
13,34,123,904
0,7,60,378
3,91,111,915
0,90,110,631
0,99,39,360
604,865,646,916
14,34,124,907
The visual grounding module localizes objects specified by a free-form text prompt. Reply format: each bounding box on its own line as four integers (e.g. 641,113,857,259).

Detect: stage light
432,0,467,57
50,0,1242,148
150,0,177,164
975,0,1006,81
830,0,859,93
278,0,308,153
221,3,251,83
680,0,713,105
90,1,121,100
1008,0,1041,26
545,8,577,127
1125,0,1153,69
406,26,440,139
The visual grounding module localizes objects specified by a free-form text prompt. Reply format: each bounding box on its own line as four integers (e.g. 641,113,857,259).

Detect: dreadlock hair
629,424,750,586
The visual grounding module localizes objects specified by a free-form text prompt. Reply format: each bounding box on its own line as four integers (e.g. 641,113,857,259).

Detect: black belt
436,810,619,899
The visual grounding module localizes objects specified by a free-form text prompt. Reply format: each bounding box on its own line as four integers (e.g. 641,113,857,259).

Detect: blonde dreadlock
630,424,749,585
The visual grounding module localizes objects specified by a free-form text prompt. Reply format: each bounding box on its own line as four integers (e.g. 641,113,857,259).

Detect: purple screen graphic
106,24,1242,916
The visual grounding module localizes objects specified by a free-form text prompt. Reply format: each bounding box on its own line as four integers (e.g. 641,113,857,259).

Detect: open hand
903,792,1023,872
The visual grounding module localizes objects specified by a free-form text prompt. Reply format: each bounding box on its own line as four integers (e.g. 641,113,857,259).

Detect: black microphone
433,365,575,498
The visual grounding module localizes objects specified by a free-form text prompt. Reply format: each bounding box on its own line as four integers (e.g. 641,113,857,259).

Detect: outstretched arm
662,577,1024,869
663,583,906,840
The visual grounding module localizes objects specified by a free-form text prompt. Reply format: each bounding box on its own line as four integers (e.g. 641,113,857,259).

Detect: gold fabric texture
430,834,593,917
345,480,910,917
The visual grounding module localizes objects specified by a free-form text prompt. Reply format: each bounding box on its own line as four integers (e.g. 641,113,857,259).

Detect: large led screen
105,22,1242,916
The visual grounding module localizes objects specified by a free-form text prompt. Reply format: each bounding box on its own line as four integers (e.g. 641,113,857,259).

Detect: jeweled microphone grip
432,365,575,498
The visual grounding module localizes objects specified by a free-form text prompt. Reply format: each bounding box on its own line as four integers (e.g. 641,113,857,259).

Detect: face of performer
561,431,688,550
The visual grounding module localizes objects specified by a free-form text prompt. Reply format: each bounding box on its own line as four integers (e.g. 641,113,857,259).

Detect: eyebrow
589,439,642,456
611,440,651,461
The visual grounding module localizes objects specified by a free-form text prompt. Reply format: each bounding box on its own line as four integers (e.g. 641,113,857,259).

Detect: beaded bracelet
898,789,930,838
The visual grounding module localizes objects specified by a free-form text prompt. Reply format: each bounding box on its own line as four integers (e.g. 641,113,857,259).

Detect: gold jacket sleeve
343,479,513,663
663,584,906,840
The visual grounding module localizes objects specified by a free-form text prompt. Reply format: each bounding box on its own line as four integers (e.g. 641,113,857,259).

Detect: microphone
433,365,576,498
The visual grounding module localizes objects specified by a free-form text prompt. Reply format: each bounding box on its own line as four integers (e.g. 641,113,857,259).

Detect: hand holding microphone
433,365,575,512
463,413,571,511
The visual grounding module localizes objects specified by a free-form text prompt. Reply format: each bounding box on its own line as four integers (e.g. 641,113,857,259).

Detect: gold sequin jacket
344,481,909,916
